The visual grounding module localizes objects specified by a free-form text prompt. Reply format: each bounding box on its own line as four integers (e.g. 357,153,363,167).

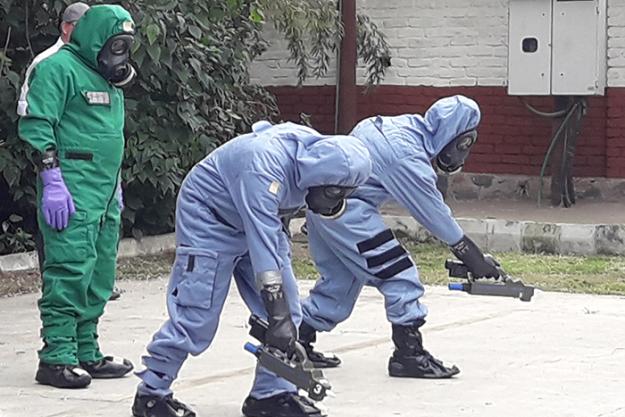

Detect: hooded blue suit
301,96,480,331
136,121,371,399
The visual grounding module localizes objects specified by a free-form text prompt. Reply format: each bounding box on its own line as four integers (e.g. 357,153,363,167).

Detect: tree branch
25,0,34,59
0,26,12,76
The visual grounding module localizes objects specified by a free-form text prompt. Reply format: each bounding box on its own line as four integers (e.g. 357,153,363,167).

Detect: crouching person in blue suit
299,96,502,379
132,121,372,417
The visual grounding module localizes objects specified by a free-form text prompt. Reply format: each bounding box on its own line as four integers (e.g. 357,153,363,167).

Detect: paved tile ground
1,278,624,417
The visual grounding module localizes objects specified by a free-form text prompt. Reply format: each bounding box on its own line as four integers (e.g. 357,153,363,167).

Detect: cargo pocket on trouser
41,211,97,306
171,247,219,310
40,210,96,308
43,211,92,265
167,247,221,357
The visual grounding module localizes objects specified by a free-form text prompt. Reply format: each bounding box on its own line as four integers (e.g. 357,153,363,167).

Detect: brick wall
607,3,625,177
255,0,625,178
271,85,607,177
607,89,625,177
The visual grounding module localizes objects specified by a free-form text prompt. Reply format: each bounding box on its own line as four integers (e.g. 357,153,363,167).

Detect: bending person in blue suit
132,121,371,417
299,95,501,379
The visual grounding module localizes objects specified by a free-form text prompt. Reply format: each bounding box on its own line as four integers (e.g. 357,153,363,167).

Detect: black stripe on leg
187,255,196,272
375,257,414,280
366,245,407,268
357,229,394,254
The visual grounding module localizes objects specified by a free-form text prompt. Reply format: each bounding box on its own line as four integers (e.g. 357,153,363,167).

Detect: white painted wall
608,1,625,87
250,0,625,88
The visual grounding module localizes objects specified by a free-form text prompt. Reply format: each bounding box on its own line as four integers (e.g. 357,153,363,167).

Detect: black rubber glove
261,284,297,355
450,235,500,279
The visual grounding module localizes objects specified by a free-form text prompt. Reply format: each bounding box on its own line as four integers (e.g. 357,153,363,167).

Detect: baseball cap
61,2,90,23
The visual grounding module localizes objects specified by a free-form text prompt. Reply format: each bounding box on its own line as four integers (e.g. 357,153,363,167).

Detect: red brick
576,146,606,156
522,145,546,154
500,154,530,164
473,144,495,153
585,156,606,166
467,154,500,164
495,144,523,154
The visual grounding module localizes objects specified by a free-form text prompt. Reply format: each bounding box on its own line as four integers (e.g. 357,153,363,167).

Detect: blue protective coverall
301,95,480,331
136,121,371,399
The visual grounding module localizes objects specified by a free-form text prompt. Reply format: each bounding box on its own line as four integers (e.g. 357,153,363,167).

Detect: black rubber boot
132,392,196,417
242,392,323,417
35,362,92,389
388,321,460,379
298,322,341,369
109,287,122,301
80,356,134,379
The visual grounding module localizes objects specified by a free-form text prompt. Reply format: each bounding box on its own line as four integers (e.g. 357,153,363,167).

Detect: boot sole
243,410,322,417
35,372,91,389
80,361,134,379
388,362,460,379
88,368,133,379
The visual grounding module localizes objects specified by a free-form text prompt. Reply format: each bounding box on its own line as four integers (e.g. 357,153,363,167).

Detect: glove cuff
40,149,59,171
450,235,474,258
261,283,292,322
256,270,282,289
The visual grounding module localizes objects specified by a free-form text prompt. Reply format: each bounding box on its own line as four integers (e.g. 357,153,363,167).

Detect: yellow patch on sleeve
269,181,281,195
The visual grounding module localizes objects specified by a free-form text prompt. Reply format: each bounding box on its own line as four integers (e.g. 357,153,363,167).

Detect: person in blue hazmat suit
297,95,502,378
131,121,372,417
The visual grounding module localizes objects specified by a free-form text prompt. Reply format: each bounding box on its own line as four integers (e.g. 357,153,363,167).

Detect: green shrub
0,0,389,254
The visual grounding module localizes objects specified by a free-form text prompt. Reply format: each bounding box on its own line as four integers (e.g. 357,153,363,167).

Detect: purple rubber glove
40,167,76,230
117,183,124,211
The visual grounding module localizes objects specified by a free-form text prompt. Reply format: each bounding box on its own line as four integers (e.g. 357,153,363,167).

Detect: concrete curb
117,233,176,259
384,215,625,256
291,215,625,257
2,215,624,273
0,233,176,273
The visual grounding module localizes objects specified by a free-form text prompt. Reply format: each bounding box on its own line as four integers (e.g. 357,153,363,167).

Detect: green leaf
6,71,20,87
188,25,202,40
249,7,265,24
146,43,162,62
146,23,160,45
188,57,202,75
8,214,23,223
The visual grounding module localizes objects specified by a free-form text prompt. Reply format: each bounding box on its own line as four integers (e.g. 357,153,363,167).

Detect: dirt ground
0,269,40,298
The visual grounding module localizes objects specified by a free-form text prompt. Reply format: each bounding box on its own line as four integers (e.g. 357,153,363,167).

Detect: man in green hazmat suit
18,4,136,389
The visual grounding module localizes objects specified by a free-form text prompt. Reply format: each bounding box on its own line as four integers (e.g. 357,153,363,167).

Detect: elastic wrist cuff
40,150,59,170
256,270,282,289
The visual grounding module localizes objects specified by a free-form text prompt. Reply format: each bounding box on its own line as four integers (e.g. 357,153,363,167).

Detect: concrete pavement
0,278,624,417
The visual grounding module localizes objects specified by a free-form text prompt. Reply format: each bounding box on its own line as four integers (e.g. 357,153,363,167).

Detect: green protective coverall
18,5,134,365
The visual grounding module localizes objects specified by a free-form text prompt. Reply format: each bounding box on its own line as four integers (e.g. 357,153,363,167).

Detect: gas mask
97,34,135,87
436,129,477,175
306,186,356,219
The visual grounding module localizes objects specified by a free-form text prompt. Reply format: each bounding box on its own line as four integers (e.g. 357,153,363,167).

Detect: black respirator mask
97,34,136,87
436,129,477,175
306,186,356,219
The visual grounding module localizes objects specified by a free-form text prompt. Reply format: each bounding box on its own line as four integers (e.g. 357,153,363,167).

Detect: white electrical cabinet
508,0,607,96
